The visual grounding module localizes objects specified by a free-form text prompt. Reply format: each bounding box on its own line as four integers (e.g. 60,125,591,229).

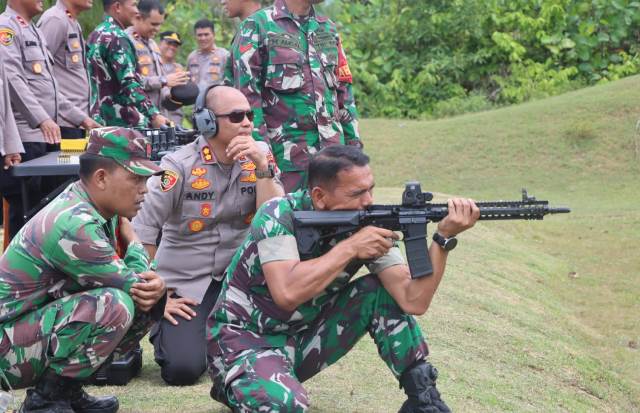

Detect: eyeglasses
215,110,254,123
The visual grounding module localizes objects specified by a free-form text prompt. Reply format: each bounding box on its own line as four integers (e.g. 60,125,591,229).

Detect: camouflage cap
86,127,164,176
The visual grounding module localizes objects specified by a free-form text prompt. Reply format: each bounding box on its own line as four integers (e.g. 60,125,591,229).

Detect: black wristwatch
255,163,275,179
432,232,457,251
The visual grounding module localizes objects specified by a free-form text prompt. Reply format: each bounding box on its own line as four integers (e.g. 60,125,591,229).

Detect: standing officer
87,0,169,128
126,0,189,117
229,0,362,192
38,0,96,127
158,30,187,125
220,0,262,85
0,127,166,413
186,19,229,92
0,0,100,239
132,85,283,386
0,60,22,172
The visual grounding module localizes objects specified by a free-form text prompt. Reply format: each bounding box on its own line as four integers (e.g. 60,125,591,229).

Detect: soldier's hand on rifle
3,153,21,169
226,134,268,170
80,117,101,130
150,114,170,129
130,271,166,312
39,118,61,144
166,71,189,88
343,226,399,260
164,294,198,325
436,198,480,238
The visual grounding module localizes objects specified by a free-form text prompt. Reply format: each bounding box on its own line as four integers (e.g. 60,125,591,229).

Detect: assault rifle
138,125,198,161
293,182,570,279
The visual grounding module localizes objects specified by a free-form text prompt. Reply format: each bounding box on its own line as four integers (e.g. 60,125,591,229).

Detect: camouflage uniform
0,127,165,390
87,15,160,128
228,0,362,192
206,191,429,412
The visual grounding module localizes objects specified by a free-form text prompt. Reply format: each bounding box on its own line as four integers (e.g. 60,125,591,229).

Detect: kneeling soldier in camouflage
0,127,167,413
207,145,480,412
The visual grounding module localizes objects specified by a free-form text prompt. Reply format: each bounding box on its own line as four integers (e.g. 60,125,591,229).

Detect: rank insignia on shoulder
191,167,207,177
0,28,15,46
191,178,211,190
160,170,179,192
189,219,204,232
200,203,212,217
239,172,257,183
135,42,144,49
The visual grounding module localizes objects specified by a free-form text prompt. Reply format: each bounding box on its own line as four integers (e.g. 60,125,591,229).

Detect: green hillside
3,76,639,412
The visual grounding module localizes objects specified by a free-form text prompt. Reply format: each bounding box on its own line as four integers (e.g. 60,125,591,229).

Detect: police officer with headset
132,84,283,385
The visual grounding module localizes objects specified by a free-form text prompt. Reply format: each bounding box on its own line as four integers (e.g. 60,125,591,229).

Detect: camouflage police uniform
87,15,160,128
0,5,88,239
38,0,90,127
228,0,362,192
206,191,429,412
187,46,229,92
132,135,280,385
126,27,170,114
0,127,165,390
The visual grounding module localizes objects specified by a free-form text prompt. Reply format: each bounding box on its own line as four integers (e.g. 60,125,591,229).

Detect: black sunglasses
215,110,254,123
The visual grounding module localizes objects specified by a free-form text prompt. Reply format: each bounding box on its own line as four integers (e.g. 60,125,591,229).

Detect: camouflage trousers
0,288,137,389
209,274,429,412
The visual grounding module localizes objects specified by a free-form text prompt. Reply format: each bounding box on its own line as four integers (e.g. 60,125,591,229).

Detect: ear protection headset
192,83,222,138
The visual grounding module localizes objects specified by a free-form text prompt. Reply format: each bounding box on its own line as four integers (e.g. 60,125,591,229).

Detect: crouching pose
206,145,480,412
0,127,166,413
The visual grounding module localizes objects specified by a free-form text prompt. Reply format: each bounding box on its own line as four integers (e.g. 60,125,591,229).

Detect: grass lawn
3,75,639,412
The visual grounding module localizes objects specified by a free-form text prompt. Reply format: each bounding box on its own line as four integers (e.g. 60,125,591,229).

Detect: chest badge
191,178,211,190
200,203,212,217
240,161,256,171
160,170,179,192
244,212,255,225
141,66,150,76
191,167,207,177
239,172,257,183
189,220,204,232
32,62,42,74
71,40,80,49
71,54,80,63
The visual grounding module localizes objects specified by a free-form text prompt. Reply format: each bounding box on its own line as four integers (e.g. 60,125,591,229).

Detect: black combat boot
398,360,452,413
19,371,74,413
66,379,119,413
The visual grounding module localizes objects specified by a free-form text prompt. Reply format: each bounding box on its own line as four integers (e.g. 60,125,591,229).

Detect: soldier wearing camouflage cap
227,0,362,192
0,126,167,413
207,145,479,412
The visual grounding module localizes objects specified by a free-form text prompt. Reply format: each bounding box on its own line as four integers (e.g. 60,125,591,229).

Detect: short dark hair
79,153,119,182
138,0,164,17
308,145,370,190
194,19,215,33
103,0,118,10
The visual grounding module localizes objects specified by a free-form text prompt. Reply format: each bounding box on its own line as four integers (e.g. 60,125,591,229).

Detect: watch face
443,237,458,251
